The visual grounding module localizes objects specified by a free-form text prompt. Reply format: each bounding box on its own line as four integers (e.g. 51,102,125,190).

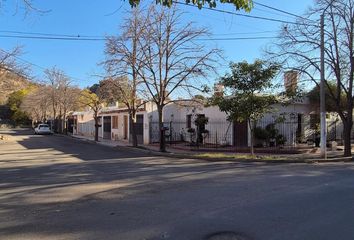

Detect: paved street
1,129,354,240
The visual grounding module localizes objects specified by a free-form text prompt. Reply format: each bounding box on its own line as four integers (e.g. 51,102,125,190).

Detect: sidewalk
70,134,192,154
70,134,131,148
69,134,353,163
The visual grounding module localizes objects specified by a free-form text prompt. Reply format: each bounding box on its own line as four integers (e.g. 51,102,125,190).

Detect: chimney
284,70,298,94
214,83,224,97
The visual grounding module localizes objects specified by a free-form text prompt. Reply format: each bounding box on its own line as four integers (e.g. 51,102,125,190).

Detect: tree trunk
58,107,63,134
248,119,255,156
342,118,353,157
129,112,138,147
52,103,56,132
63,112,67,135
94,116,99,142
158,105,166,152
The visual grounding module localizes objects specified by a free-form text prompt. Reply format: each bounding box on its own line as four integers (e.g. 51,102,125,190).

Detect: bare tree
0,47,29,77
45,67,60,126
136,5,221,151
0,0,50,15
21,81,79,130
0,47,32,112
21,85,52,125
58,85,80,134
267,0,354,156
104,8,148,147
45,67,79,133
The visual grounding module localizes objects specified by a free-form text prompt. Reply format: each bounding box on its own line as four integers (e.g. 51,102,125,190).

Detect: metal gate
103,116,111,139
130,114,144,144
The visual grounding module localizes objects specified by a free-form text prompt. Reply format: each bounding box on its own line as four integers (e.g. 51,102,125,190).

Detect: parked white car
34,124,52,135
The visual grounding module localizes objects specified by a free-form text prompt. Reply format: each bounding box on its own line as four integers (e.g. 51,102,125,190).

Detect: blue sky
0,0,314,88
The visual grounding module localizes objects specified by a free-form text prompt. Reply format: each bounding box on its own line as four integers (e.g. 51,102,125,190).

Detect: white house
73,102,151,144
72,69,350,148
73,96,329,148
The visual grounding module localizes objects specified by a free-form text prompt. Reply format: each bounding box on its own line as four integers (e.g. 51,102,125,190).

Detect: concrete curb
136,149,354,164
60,134,354,164
119,145,354,164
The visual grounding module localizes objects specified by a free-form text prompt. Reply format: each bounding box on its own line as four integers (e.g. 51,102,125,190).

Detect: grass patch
195,152,282,161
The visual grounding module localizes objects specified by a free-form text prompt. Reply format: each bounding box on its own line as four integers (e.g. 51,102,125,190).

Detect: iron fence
149,119,351,153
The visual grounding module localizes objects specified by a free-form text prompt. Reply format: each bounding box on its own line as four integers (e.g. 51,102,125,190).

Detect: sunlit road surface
1,129,354,240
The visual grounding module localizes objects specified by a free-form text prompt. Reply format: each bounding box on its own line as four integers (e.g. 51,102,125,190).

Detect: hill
0,69,31,105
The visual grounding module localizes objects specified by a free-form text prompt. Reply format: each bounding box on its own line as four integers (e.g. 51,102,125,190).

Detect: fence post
169,120,172,145
216,131,218,149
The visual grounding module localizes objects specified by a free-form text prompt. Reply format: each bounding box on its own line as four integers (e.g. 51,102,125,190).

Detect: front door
103,116,111,139
233,121,248,147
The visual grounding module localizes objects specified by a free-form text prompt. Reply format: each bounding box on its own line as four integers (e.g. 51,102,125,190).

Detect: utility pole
320,13,327,159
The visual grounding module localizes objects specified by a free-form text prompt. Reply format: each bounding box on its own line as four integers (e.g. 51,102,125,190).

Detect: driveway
1,129,354,240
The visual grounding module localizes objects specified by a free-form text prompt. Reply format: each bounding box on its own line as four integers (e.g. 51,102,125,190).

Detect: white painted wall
146,102,232,145
75,111,102,138
74,99,334,147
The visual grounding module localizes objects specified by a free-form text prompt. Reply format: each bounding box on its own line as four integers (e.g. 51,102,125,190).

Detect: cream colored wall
146,102,232,145
75,111,101,138
105,113,130,142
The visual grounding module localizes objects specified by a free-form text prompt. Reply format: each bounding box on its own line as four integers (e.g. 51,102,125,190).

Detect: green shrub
254,127,269,140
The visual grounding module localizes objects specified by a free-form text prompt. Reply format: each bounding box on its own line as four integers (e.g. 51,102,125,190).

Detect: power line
0,34,105,41
253,1,316,23
0,30,103,38
197,36,278,41
0,3,317,44
212,30,277,36
0,48,86,83
252,7,295,19
0,33,282,41
0,48,46,70
173,1,316,26
0,29,278,38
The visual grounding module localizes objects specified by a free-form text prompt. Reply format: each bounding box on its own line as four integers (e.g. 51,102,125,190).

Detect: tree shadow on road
1,129,354,240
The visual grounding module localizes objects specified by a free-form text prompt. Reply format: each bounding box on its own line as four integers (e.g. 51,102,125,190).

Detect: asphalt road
1,129,354,240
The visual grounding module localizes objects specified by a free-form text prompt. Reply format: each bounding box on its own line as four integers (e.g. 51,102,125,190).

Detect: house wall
260,101,312,146
75,111,102,138
75,98,350,147
100,112,129,142
148,100,314,147
146,102,232,145
91,109,150,145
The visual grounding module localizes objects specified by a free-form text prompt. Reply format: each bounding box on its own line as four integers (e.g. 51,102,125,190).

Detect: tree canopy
216,60,279,122
7,87,34,125
307,82,347,113
79,89,103,112
79,89,104,141
128,0,253,11
214,60,279,155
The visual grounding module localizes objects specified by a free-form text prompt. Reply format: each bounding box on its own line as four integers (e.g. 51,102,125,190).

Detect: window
112,116,118,129
186,114,192,128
